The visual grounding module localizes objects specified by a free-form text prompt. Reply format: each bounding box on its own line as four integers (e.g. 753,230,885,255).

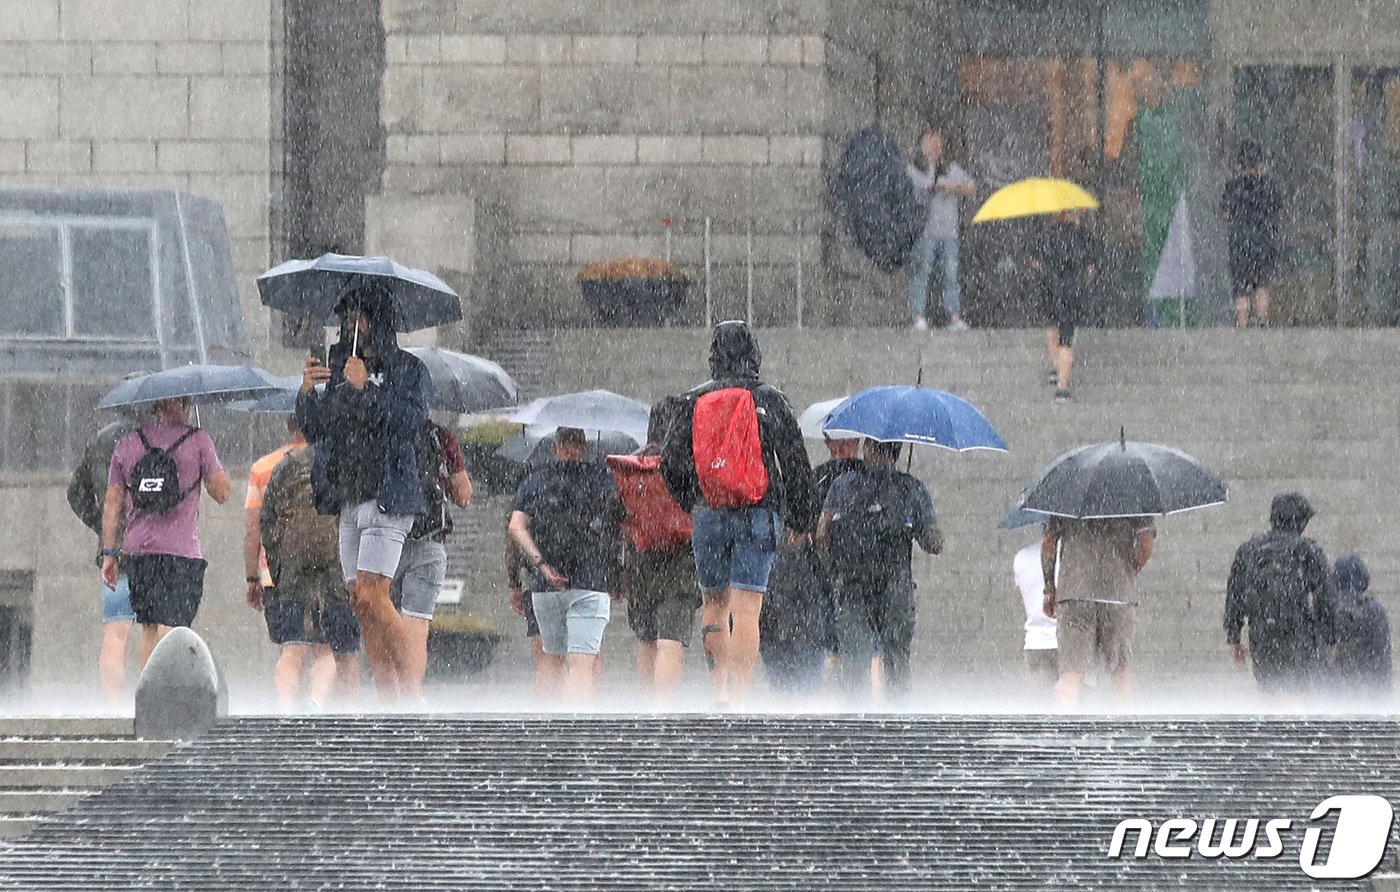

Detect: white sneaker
947,320,970,332
912,318,929,331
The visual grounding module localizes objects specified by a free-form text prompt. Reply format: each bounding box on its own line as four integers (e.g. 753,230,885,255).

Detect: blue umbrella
508,390,649,440
98,364,281,410
256,253,462,332
998,506,1051,529
821,385,1007,452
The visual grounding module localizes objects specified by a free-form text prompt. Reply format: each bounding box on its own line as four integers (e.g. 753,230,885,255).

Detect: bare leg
593,647,605,689
1056,346,1075,391
700,593,731,704
98,621,132,706
1110,668,1133,706
536,653,566,703
137,624,173,669
563,653,598,704
727,589,764,709
1254,287,1269,325
333,653,361,702
636,641,657,689
349,572,406,703
1045,327,1061,366
1234,296,1250,329
869,655,884,698
651,640,685,708
306,645,337,707
1055,671,1086,709
273,644,310,711
398,616,431,701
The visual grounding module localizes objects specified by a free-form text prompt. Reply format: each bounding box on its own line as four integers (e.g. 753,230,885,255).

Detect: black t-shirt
1221,174,1282,247
512,460,619,592
1037,221,1104,287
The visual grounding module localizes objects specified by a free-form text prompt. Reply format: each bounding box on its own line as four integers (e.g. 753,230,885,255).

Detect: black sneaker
1054,388,1072,403
1045,368,1058,386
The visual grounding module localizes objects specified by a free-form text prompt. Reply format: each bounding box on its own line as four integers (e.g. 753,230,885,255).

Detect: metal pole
703,217,712,329
745,221,754,323
663,217,672,264
795,218,804,329
1334,57,1352,325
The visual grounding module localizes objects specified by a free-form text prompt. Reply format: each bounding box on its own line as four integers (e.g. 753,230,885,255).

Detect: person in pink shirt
101,397,232,667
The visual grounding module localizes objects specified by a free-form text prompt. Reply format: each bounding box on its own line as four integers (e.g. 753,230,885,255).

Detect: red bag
691,387,769,509
606,454,693,552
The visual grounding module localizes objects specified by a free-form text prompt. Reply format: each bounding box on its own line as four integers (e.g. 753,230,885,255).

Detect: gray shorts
1056,600,1134,676
392,538,448,621
338,500,415,582
532,589,610,656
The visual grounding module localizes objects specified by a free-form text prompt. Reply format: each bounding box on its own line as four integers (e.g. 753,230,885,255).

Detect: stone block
383,0,455,33
385,133,438,166
572,135,636,165
365,193,481,273
25,138,91,172
509,233,571,263
539,65,668,134
189,76,269,139
506,134,570,165
92,139,156,172
0,139,24,170
505,34,571,65
220,41,269,75
157,41,222,74
157,138,265,172
91,41,157,74
187,172,268,238
702,34,767,66
454,0,826,34
420,66,538,132
440,132,505,165
0,77,58,137
0,48,25,74
26,41,90,75
0,0,60,40
670,67,790,134
802,36,825,66
637,35,701,65
768,35,804,66
63,0,187,40
572,35,636,65
439,34,506,65
406,34,440,64
637,135,702,165
702,135,768,165
384,34,409,64
768,135,822,166
381,65,423,133
189,0,269,39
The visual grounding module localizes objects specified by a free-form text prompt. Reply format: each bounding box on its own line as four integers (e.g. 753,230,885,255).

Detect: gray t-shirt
1049,516,1156,605
906,161,975,240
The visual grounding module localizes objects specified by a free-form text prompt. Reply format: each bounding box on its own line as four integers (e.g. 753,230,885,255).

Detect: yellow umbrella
972,177,1099,224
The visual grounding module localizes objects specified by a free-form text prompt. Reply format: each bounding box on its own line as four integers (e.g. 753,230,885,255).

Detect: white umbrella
1149,194,1196,328
798,397,851,441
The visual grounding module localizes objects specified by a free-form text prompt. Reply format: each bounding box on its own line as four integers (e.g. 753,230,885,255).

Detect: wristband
100,547,119,558
246,576,261,584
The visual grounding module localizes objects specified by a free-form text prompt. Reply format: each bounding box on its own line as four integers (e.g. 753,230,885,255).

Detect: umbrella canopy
831,125,924,272
998,506,1052,530
972,178,1099,224
405,347,518,415
798,397,851,441
98,364,281,410
508,390,649,440
822,386,1007,452
256,253,462,332
1018,435,1226,519
497,426,642,466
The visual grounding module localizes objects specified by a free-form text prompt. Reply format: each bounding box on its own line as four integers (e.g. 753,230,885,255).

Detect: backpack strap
165,427,204,499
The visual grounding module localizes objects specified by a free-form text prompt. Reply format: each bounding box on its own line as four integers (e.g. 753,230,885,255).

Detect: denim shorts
691,507,780,595
391,539,448,621
338,500,416,581
531,589,610,656
101,573,135,624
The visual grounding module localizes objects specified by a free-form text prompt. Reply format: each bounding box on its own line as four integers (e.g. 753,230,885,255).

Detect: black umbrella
1018,432,1226,519
831,125,924,272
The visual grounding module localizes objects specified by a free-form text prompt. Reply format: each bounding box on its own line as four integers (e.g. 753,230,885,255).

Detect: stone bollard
134,627,228,740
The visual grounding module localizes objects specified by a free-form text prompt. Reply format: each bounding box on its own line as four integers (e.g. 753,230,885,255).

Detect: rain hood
1334,553,1371,600
708,320,762,381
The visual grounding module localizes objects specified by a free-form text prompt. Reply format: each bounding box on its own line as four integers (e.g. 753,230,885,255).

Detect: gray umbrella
97,364,281,410
508,390,649,440
405,347,518,414
1018,432,1227,519
496,426,642,466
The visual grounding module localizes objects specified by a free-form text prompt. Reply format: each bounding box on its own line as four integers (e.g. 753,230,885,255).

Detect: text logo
137,478,164,492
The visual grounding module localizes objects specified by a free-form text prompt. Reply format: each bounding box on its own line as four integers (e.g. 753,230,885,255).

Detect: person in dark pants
816,439,942,701
1221,139,1283,329
760,436,863,696
1329,553,1392,701
1032,210,1103,404
1225,492,1335,700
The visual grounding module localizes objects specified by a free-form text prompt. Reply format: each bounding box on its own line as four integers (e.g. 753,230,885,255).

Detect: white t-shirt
906,161,975,240
1014,543,1057,650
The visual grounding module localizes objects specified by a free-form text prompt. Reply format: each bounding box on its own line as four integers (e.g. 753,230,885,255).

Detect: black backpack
827,469,919,582
409,424,452,541
1248,535,1314,634
130,427,200,516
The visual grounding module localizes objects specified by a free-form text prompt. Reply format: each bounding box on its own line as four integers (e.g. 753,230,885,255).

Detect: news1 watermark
1108,795,1396,880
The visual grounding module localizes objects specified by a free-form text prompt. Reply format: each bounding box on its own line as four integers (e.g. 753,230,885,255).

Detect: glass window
70,226,157,340
0,225,62,337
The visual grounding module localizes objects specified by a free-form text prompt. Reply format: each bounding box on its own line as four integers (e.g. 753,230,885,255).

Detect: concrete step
0,766,135,790
0,792,83,814
0,718,133,738
0,819,35,840
0,740,173,764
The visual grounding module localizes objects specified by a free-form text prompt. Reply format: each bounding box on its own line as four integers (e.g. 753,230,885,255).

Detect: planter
579,277,690,327
426,612,502,680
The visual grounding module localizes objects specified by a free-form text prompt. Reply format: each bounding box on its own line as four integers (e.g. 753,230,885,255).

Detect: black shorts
1039,285,1082,346
625,548,700,645
268,568,360,654
523,591,540,638
263,591,312,646
1229,242,1277,295
125,554,206,628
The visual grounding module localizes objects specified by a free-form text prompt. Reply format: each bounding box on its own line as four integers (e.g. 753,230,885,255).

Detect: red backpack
606,454,693,552
691,387,769,509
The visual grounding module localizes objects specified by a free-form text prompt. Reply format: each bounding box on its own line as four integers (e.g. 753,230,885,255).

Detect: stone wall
0,0,277,351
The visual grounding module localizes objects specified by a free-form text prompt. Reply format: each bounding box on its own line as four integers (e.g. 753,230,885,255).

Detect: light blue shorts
102,573,135,624
338,500,416,582
531,589,610,656
691,507,780,595
391,539,448,621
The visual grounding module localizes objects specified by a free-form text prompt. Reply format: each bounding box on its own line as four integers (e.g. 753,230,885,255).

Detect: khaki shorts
1055,600,1134,676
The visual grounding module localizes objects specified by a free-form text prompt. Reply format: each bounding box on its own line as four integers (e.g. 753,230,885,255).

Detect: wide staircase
0,718,174,841
0,713,1396,889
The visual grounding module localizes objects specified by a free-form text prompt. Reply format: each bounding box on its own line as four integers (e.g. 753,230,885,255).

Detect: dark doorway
0,571,33,697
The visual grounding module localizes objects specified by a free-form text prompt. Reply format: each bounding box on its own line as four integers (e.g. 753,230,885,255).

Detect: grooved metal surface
0,714,1396,890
